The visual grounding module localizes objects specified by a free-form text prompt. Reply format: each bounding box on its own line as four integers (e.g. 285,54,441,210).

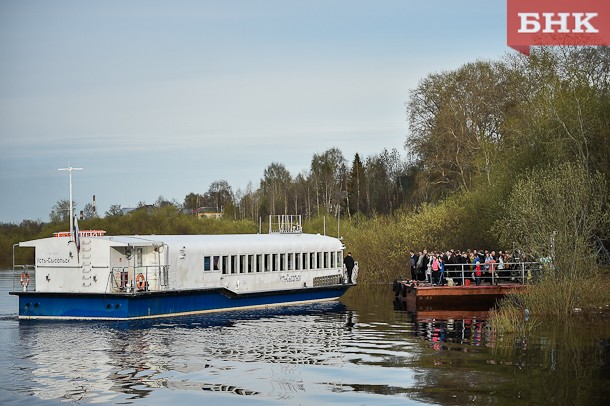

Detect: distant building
194,207,223,219
122,205,155,215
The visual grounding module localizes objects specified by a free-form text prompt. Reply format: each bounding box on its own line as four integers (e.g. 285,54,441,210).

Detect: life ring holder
135,273,146,291
20,272,30,287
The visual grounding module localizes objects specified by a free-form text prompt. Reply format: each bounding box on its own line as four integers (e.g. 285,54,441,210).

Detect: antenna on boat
58,165,83,241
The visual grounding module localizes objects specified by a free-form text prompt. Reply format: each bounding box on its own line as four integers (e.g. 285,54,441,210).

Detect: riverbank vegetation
2,47,609,326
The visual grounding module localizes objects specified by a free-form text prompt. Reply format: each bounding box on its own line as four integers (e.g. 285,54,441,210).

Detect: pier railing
434,261,543,286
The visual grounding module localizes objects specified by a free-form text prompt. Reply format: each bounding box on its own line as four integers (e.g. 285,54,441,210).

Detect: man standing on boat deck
344,252,355,284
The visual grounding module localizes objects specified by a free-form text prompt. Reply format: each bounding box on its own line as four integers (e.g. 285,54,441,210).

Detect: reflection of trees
407,317,610,405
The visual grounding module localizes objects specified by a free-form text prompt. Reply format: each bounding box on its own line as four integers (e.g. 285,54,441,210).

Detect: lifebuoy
136,273,146,290
20,272,30,287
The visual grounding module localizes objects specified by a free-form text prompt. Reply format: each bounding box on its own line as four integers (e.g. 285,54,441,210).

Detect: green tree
183,192,205,211
260,163,292,216
82,202,98,219
347,153,366,216
49,199,74,223
105,204,123,217
310,147,346,215
204,180,233,212
495,162,609,316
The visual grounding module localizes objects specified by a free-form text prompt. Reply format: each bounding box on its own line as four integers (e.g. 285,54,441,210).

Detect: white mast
58,165,83,240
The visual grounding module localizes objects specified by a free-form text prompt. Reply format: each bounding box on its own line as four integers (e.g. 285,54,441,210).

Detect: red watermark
507,0,610,55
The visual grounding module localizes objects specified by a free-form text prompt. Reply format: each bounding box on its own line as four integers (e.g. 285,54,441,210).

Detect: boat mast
58,165,83,241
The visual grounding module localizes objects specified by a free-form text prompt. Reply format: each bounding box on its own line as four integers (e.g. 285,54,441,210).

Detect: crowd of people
408,249,517,286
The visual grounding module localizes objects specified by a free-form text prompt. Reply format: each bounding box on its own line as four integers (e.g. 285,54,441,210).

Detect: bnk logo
507,0,610,55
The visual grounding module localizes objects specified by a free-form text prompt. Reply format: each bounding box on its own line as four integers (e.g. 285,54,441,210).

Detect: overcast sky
0,0,508,223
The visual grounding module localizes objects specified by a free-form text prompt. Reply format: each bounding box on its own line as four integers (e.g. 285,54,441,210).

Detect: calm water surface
1,271,608,405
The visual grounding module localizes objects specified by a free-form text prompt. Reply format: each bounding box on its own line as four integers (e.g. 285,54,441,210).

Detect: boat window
256,254,262,272
222,256,228,275
247,255,254,273
272,254,278,271
310,252,315,269
295,253,301,270
238,255,244,273
231,255,238,274
264,254,270,272
303,253,309,270
287,253,293,271
323,252,328,268
204,256,211,271
136,248,143,268
213,256,220,271
318,252,323,269
337,251,342,268
330,252,335,268
280,254,285,271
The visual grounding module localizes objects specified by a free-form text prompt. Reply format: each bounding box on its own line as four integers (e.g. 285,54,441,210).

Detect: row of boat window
203,251,343,274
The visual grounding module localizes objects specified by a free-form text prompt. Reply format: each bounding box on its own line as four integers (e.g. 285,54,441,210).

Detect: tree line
44,146,411,223
2,46,609,283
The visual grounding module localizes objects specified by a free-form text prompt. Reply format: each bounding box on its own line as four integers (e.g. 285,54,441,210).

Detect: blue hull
10,285,353,320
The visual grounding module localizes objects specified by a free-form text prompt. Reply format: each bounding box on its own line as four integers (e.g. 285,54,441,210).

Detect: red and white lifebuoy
136,273,146,290
20,272,30,287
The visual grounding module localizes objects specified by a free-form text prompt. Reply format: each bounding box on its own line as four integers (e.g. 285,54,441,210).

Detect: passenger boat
10,215,356,320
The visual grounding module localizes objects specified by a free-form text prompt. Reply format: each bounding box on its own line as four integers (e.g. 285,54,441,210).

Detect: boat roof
20,233,344,252
103,233,344,252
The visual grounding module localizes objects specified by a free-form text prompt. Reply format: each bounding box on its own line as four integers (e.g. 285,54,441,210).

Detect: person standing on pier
409,251,418,282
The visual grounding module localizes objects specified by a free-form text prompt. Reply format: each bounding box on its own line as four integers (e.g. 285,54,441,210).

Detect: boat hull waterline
12,284,353,321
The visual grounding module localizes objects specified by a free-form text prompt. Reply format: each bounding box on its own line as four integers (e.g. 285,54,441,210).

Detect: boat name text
38,257,71,264
280,274,301,283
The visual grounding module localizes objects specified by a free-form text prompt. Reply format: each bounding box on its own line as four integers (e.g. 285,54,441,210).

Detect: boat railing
269,215,303,234
437,261,543,286
12,264,36,292
110,265,170,293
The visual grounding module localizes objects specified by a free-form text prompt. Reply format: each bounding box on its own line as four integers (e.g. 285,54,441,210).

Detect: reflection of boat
10,215,355,320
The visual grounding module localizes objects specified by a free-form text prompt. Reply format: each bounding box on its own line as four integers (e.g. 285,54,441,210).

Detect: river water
1,270,609,405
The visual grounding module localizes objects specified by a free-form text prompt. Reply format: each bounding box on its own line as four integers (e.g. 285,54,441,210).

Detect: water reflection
386,283,610,406
13,303,373,403
2,276,609,405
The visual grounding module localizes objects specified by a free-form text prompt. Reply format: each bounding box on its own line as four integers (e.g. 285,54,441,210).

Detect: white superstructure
19,222,349,295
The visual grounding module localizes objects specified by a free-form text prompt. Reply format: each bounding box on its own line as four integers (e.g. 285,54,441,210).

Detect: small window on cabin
324,252,329,268
337,251,342,268
256,254,262,272
280,254,285,271
213,256,220,271
317,252,323,269
287,253,293,271
248,255,254,273
231,255,238,274
272,254,278,271
222,256,228,275
240,255,246,274
204,256,211,271
264,254,270,271
303,252,309,270
330,252,335,268
310,252,315,269
295,253,301,270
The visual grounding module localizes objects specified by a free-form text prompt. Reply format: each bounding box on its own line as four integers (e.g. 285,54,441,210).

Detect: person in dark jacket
344,252,355,284
409,251,418,281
